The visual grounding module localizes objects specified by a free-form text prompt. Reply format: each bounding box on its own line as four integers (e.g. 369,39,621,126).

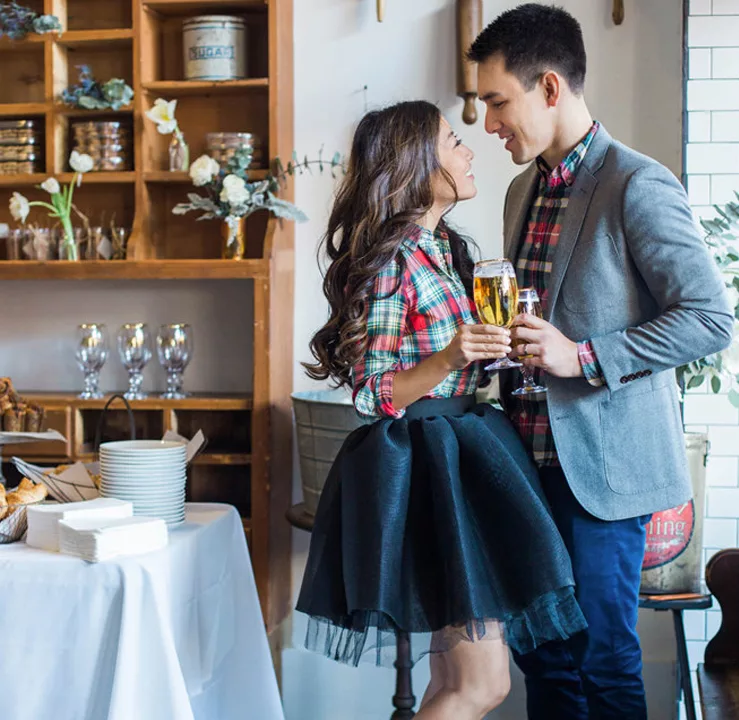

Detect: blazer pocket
561,234,625,314
599,384,680,495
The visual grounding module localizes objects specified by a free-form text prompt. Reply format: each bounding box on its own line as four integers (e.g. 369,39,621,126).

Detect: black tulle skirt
296,396,587,667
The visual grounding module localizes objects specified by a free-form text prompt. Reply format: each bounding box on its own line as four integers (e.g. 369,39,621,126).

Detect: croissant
0,484,7,522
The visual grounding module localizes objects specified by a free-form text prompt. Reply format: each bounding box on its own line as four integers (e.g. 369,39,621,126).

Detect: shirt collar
402,223,449,252
536,121,600,188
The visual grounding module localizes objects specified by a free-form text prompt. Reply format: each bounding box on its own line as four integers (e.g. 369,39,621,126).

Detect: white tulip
40,177,60,195
220,174,250,205
723,321,739,376
9,192,29,223
189,154,220,187
145,98,178,135
69,151,94,174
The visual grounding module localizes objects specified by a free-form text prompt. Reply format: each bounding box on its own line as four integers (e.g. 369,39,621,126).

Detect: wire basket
0,498,44,544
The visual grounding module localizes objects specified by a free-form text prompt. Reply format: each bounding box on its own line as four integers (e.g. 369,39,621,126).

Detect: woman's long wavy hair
304,100,477,387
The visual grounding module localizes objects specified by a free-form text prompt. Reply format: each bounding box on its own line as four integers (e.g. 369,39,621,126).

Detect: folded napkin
58,516,168,562
26,498,133,552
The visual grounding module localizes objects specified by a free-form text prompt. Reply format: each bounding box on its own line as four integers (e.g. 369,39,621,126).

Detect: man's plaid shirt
353,224,482,418
509,121,604,466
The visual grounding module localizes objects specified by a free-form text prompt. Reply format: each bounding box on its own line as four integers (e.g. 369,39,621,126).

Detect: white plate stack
99,440,187,527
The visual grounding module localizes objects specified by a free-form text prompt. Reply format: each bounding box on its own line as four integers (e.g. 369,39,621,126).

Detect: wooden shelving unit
0,0,295,639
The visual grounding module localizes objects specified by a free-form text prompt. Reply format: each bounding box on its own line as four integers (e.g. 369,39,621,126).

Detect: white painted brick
690,111,712,142
684,391,739,425
713,0,739,12
706,610,723,639
691,48,713,79
687,639,708,670
690,0,712,15
703,517,738,546
687,143,739,173
707,424,739,455
687,80,739,110
707,455,739,486
684,609,707,640
689,16,739,47
712,47,739,78
692,206,716,224
711,173,739,202
689,174,712,205
707,487,739,516
711,110,739,140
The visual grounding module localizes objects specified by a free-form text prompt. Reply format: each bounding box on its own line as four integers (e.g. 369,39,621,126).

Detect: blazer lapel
545,126,612,320
504,165,539,262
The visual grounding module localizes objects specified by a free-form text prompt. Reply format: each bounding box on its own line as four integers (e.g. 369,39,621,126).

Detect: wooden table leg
391,630,415,718
673,609,697,720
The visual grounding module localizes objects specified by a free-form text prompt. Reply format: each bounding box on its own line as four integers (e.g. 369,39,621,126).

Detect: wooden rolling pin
377,0,385,22
457,0,482,124
613,0,624,25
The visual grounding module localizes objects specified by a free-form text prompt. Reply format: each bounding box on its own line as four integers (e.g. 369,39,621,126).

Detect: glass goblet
117,323,152,400
75,323,108,399
512,287,547,396
157,324,193,399
473,258,522,371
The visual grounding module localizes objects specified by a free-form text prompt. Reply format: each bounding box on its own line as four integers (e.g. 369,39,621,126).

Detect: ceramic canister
182,15,247,81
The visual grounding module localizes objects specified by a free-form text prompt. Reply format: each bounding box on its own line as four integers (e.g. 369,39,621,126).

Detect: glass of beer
512,287,547,396
473,258,522,371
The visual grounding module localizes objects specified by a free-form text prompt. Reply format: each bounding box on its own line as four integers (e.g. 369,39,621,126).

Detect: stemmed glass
117,323,152,400
157,324,193,399
512,287,547,396
473,259,522,371
75,324,108,399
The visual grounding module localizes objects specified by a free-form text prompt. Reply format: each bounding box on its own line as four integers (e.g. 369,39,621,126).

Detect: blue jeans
512,467,650,720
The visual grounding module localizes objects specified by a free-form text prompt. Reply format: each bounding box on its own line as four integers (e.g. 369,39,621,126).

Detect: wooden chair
697,548,739,719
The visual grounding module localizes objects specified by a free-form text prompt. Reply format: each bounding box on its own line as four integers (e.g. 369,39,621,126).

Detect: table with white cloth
0,503,285,720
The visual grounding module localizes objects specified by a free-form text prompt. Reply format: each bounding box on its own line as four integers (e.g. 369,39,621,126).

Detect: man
467,4,734,719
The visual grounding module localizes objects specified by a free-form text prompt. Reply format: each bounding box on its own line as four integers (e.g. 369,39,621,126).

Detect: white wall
681,1,739,718
285,1,685,719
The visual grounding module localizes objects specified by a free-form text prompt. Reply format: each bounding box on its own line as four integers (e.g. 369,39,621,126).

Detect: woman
298,101,586,719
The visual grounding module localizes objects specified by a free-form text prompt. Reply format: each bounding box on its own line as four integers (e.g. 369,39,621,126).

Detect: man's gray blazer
500,125,734,521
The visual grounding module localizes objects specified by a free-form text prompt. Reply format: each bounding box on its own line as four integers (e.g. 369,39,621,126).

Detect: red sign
642,500,695,570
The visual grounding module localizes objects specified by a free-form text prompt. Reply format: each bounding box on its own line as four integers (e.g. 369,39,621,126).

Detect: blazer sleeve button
620,376,628,384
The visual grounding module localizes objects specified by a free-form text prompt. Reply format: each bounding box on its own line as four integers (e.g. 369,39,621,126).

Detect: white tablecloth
0,503,285,720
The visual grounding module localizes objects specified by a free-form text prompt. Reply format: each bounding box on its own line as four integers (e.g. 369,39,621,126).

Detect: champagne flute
117,323,152,400
512,287,547,396
75,323,108,399
473,259,522,371
157,324,193,399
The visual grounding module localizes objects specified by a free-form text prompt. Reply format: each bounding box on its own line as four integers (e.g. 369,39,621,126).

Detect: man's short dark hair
467,3,587,95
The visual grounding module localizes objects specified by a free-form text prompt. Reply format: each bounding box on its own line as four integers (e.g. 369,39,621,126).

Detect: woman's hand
440,324,512,371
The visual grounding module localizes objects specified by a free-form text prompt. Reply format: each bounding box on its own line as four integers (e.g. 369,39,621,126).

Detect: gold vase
221,216,245,260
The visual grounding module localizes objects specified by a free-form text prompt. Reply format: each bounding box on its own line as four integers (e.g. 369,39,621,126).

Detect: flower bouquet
8,151,94,261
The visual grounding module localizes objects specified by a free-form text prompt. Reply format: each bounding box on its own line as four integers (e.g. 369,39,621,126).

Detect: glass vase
169,132,190,172
222,215,246,260
59,218,79,261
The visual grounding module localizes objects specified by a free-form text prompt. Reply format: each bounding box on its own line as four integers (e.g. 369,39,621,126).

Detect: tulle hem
303,585,586,667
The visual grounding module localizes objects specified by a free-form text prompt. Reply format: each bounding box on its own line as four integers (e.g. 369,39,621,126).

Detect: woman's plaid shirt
352,225,482,418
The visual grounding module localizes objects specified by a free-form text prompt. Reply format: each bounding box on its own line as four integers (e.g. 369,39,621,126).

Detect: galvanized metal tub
291,389,371,516
640,432,708,594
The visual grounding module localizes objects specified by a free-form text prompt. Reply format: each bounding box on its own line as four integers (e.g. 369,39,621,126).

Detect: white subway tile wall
683,8,739,718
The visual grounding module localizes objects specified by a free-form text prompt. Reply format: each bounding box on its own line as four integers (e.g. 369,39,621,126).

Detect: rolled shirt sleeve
352,261,408,418
577,340,605,387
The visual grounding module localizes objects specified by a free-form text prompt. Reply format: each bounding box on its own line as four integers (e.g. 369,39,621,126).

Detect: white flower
189,154,220,187
9,192,29,223
145,98,178,135
220,174,250,205
40,177,60,195
723,321,739,376
69,151,94,174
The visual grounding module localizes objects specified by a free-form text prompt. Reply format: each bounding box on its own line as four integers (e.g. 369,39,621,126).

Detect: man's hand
510,314,584,378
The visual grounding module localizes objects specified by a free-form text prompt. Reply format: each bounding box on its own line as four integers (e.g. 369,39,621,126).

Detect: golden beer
513,287,543,358
474,274,519,327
